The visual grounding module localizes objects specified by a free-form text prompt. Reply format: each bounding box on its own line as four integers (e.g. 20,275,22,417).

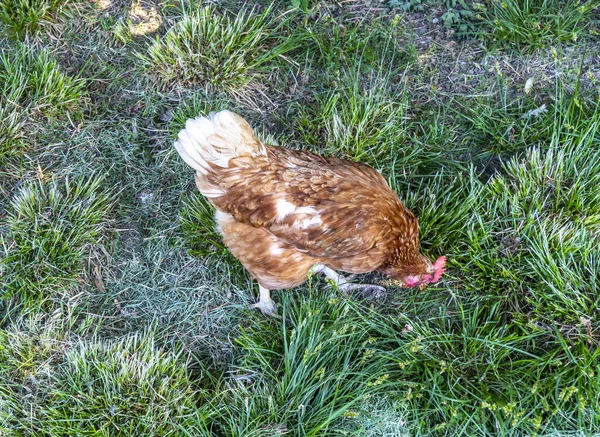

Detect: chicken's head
384,255,446,289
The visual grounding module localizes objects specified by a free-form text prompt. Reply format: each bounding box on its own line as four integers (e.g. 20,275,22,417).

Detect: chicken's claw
250,300,279,317
339,283,387,301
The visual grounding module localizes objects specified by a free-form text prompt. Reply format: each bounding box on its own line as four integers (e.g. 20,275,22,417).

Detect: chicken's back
208,145,416,267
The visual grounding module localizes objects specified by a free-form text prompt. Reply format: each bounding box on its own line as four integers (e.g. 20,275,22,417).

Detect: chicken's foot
311,264,347,286
250,285,279,316
311,264,387,299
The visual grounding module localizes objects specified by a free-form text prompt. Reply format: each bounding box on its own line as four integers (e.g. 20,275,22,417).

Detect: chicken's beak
419,283,427,290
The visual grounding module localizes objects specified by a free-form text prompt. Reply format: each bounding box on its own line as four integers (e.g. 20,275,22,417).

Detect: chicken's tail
174,110,267,197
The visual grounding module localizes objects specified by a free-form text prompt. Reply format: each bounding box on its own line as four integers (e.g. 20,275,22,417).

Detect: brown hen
175,110,445,315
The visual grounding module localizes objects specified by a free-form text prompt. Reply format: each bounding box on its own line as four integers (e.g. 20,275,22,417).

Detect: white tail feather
174,110,266,198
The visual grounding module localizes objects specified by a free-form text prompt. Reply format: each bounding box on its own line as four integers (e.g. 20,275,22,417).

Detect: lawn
1,0,600,435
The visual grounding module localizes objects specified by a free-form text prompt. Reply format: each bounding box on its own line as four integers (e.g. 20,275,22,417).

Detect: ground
1,0,600,435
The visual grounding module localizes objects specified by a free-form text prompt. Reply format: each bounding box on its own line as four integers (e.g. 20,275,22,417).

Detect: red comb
431,256,446,283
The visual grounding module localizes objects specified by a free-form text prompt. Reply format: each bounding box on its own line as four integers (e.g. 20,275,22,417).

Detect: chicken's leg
250,285,278,316
311,264,387,299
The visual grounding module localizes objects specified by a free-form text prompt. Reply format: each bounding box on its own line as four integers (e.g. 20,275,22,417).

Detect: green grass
139,4,302,95
361,156,600,431
455,90,552,159
0,326,201,436
388,0,599,45
0,314,69,433
368,90,600,434
0,0,81,40
294,68,410,163
485,0,600,48
0,44,85,115
361,299,600,435
1,176,113,304
192,291,389,436
1,1,600,436
43,330,199,436
0,43,85,161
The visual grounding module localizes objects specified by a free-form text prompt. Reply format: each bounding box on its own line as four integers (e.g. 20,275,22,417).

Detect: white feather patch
214,210,234,235
275,199,297,221
297,215,322,229
269,243,285,256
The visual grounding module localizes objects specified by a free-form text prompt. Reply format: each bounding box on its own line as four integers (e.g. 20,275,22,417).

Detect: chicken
175,110,446,315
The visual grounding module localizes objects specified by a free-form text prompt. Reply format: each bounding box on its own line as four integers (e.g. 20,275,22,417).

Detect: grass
485,0,600,49
139,4,302,95
388,0,600,43
0,44,85,115
455,89,552,159
43,330,199,436
0,0,81,40
361,299,600,435
198,291,389,436
370,140,600,435
294,68,410,163
1,175,113,305
0,326,201,435
0,43,85,161
0,313,69,433
1,0,600,436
